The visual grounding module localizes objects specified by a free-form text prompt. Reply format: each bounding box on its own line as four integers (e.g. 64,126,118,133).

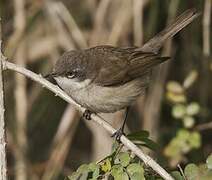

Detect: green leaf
177,129,190,141
166,81,184,94
164,139,181,158
138,138,159,151
101,158,111,173
183,70,198,89
127,163,144,178
79,172,89,180
68,171,88,180
111,164,124,179
171,171,184,180
172,104,186,119
198,164,212,178
184,164,199,180
121,172,129,180
117,152,131,167
166,92,186,103
145,176,156,180
186,102,200,116
112,141,121,153
183,116,195,128
188,132,201,148
127,132,158,151
88,163,98,170
77,164,89,173
70,164,89,180
112,172,129,180
130,172,145,180
68,172,81,180
127,130,150,139
88,163,100,178
206,154,212,170
68,164,98,180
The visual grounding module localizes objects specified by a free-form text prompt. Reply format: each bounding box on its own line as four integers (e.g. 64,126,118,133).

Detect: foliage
171,155,212,180
127,130,158,151
67,131,158,179
67,151,145,180
67,143,212,180
164,70,202,166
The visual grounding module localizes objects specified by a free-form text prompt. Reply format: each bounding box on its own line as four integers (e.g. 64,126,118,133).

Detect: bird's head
45,50,93,92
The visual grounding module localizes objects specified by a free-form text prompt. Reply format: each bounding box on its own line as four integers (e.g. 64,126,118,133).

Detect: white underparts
54,76,148,113
54,76,91,90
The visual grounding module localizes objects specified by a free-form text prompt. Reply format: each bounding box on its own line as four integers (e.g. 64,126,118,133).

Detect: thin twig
13,0,28,179
93,0,112,28
107,0,132,44
0,40,8,180
133,0,148,46
45,1,75,51
177,164,186,180
133,0,147,128
4,0,26,58
90,0,112,45
195,121,212,131
55,2,88,48
203,0,211,56
200,0,211,119
2,59,174,180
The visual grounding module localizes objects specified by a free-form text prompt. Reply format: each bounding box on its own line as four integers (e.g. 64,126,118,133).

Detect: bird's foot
111,128,125,142
83,109,92,120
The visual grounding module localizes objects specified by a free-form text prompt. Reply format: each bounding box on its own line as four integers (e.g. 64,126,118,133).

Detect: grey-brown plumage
46,9,199,113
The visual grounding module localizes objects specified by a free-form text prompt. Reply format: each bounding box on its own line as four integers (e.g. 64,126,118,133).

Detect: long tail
140,8,200,54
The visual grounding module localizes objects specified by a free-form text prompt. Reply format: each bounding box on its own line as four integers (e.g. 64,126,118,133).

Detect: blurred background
1,0,211,179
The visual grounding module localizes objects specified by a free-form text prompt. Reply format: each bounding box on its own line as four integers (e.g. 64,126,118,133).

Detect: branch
2,59,174,180
195,121,212,131
13,0,28,179
133,0,148,46
203,0,211,56
0,44,7,179
107,0,132,44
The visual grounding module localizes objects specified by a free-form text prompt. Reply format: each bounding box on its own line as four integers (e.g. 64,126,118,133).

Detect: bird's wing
90,46,169,86
127,50,169,78
93,50,130,86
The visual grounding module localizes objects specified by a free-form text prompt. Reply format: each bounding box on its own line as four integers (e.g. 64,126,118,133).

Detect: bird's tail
140,8,200,54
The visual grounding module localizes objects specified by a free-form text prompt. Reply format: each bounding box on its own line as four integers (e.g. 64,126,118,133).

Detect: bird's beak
43,73,58,85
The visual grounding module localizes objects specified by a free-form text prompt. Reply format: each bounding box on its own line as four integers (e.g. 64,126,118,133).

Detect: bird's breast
68,77,148,113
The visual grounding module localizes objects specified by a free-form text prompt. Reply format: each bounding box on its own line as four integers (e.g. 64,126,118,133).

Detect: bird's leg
112,107,130,141
83,109,92,120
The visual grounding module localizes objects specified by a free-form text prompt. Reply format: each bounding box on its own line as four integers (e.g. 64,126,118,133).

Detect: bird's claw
111,128,125,142
83,109,92,120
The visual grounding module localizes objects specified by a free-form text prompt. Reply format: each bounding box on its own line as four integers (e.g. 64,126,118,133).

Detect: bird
45,9,199,139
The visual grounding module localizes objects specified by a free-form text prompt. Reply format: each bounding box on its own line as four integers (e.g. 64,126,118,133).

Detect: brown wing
88,46,169,86
127,50,169,78
94,55,129,86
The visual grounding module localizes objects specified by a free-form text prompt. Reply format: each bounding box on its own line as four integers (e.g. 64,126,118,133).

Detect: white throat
54,76,91,93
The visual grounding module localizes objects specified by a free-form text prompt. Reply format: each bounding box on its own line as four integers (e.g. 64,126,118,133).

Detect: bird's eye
66,72,75,79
